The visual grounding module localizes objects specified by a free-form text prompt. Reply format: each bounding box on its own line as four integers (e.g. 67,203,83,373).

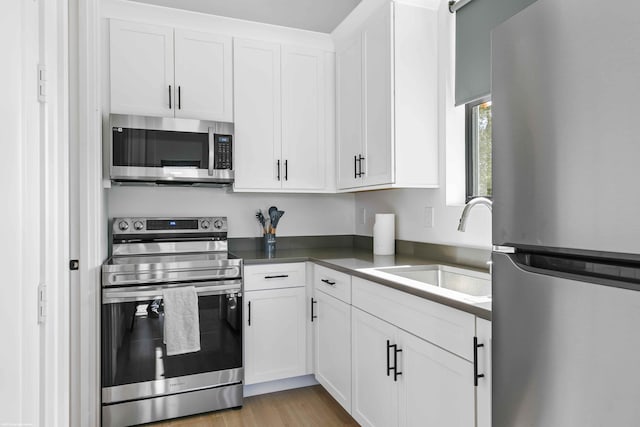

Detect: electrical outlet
424,207,434,228
359,208,367,225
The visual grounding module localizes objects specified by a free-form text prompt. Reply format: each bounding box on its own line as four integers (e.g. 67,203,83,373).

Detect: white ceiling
129,0,362,33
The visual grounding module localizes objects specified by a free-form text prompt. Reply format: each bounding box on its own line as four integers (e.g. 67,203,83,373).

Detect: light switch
424,207,434,228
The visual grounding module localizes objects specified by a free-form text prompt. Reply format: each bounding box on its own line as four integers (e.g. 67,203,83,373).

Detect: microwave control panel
214,134,232,170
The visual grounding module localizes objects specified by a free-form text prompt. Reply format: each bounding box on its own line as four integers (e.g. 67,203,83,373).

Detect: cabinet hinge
38,64,47,103
38,283,46,324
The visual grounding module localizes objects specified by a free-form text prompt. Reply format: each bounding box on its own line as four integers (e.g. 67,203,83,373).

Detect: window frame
465,95,492,203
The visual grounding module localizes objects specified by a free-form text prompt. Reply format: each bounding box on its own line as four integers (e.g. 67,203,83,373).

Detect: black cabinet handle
264,274,289,279
386,340,392,377
474,336,485,386
277,160,281,181
169,85,172,109
393,345,403,381
284,160,288,181
178,85,181,109
320,279,336,286
358,154,365,177
248,301,251,326
386,340,402,381
311,298,317,322
354,155,358,179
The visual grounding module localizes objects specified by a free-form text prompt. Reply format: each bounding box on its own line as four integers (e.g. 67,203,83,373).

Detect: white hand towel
163,286,201,356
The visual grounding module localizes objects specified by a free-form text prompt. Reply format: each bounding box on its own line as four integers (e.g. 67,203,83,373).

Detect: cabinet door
361,4,394,187
314,291,351,412
476,319,492,427
336,35,363,190
110,20,174,117
281,46,326,191
233,39,282,190
352,308,398,427
174,30,232,121
397,330,475,427
244,287,306,384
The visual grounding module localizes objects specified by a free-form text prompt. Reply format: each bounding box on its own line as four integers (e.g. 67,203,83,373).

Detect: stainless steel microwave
109,114,234,185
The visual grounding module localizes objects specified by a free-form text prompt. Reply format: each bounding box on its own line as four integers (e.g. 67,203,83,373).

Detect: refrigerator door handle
502,250,640,294
493,245,516,253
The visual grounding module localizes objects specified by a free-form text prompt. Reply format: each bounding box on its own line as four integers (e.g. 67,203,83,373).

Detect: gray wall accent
395,239,490,270
229,235,356,252
233,234,491,270
356,235,490,269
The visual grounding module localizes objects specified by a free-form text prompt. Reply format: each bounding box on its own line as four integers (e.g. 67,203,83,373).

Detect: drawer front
244,263,306,291
352,277,475,360
314,264,352,304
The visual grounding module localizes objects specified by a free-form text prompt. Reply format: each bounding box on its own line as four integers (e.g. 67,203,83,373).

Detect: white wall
108,187,356,237
354,1,492,250
0,0,41,424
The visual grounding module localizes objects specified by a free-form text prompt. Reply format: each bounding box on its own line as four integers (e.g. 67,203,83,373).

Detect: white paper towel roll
373,213,395,255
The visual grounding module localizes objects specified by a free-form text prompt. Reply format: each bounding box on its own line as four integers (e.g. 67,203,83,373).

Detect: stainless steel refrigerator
492,0,640,425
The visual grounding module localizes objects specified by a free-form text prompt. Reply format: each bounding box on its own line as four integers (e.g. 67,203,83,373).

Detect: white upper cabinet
233,39,282,191
234,39,334,193
174,29,233,121
334,1,439,191
361,4,393,187
110,20,174,117
281,46,327,191
336,35,363,190
109,20,233,121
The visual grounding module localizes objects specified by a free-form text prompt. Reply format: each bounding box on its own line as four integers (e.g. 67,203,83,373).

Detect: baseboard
243,374,319,397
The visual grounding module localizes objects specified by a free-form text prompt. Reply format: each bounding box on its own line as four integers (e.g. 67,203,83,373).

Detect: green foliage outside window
467,100,492,200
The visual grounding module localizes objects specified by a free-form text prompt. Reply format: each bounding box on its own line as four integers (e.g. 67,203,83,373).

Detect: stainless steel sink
372,265,491,298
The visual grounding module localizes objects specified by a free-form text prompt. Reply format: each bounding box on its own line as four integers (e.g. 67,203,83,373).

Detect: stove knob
213,219,224,230
133,221,144,231
118,220,129,231
201,220,211,230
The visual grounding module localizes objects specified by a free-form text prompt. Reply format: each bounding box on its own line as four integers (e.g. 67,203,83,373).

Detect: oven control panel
113,217,228,235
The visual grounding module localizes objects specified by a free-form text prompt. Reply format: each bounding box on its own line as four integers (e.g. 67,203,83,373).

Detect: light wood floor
152,385,359,427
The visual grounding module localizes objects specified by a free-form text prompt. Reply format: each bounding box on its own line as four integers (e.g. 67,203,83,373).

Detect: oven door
101,280,243,404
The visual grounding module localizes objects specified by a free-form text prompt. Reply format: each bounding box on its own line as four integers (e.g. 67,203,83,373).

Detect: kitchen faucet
457,197,493,273
457,197,492,232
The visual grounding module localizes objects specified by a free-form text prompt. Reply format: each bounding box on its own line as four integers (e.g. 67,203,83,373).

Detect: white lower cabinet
397,329,475,427
351,308,398,427
351,308,475,427
244,286,307,385
476,318,492,427
313,290,352,412
244,262,491,426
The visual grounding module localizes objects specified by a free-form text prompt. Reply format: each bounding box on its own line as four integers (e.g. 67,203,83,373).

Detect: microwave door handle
208,127,215,176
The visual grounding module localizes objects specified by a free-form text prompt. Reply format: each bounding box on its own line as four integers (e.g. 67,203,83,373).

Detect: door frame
68,0,104,425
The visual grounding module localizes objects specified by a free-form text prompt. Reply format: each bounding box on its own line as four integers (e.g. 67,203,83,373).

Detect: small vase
263,233,276,257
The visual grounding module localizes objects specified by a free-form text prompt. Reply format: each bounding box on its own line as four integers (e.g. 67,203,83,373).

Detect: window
466,98,492,201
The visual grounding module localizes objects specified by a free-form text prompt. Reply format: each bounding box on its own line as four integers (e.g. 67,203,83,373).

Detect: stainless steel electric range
101,217,243,427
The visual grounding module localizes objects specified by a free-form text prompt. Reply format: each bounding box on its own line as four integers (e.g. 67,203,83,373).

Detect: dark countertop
231,247,492,321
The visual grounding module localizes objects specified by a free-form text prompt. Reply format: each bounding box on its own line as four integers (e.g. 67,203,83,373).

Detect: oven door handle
102,280,242,304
